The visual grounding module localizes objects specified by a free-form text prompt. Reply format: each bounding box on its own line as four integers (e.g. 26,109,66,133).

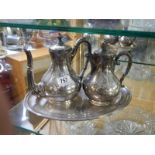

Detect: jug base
90,100,110,106
90,91,122,107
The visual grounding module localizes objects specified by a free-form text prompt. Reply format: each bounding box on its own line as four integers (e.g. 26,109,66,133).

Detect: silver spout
24,48,36,91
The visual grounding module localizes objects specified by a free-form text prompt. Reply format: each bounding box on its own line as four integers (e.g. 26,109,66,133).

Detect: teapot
24,34,91,103
83,41,132,106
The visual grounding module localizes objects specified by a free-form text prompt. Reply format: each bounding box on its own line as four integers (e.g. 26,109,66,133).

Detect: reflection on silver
119,36,135,47
24,87,131,121
104,35,118,45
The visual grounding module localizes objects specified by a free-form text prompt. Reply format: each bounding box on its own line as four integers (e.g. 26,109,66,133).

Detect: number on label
60,77,67,84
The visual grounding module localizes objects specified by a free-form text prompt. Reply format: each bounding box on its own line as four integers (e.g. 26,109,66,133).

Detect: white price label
57,75,71,87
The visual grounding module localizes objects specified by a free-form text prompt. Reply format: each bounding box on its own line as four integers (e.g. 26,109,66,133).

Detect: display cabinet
1,19,155,134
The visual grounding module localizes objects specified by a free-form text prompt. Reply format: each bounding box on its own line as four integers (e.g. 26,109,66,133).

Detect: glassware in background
0,39,7,57
101,105,155,134
143,38,155,82
39,31,57,48
83,20,101,52
33,19,69,27
21,29,33,49
23,29,58,49
124,38,152,80
37,101,155,135
64,120,97,135
1,27,25,51
145,39,155,64
39,119,97,135
59,105,155,135
30,30,44,48
46,103,155,135
40,31,71,48
118,20,153,80
128,19,155,32
82,20,101,76
0,26,72,53
40,119,98,135
87,19,122,29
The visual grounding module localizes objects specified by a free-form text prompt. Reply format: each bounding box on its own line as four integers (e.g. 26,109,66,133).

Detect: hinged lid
49,34,72,53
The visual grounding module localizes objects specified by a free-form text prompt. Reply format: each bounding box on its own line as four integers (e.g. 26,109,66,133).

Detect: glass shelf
1,19,155,38
14,126,41,135
9,102,46,135
1,19,155,66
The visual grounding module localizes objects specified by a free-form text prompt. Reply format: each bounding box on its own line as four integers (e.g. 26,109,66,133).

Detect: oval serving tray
24,86,131,121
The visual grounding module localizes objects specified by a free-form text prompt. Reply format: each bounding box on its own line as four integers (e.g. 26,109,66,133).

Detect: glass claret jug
83,42,132,106
24,34,91,103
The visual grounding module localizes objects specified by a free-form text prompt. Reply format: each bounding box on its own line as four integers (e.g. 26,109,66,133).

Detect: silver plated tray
24,86,131,121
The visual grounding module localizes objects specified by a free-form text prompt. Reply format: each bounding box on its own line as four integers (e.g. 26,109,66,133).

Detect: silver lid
104,35,118,45
49,34,72,53
119,36,135,47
